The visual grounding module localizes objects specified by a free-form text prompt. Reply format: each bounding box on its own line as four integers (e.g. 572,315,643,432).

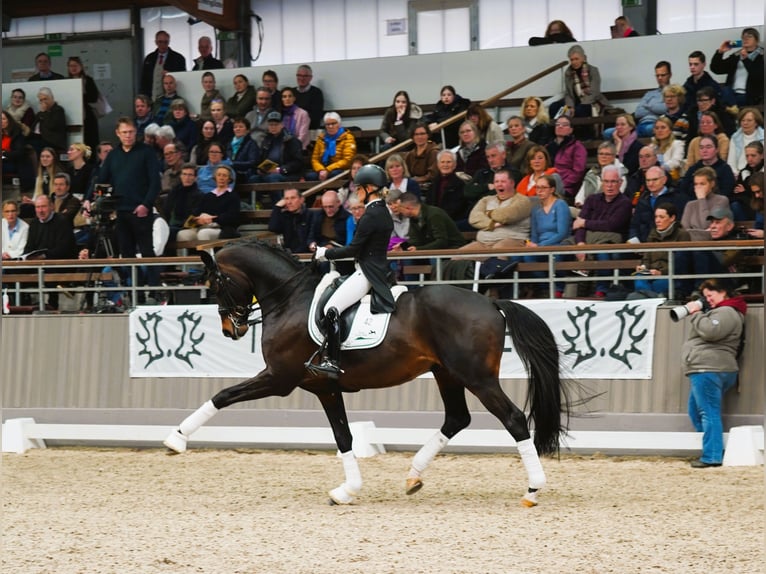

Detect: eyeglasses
324,122,338,127
602,180,621,185
555,122,570,127
697,97,712,102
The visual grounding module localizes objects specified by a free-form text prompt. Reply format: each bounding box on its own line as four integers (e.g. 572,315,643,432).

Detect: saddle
307,271,407,350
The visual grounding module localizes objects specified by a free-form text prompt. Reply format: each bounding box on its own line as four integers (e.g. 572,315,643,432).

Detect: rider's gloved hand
314,246,328,261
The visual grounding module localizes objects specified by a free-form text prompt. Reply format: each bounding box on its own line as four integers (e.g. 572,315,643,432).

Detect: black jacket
427,172,467,221
268,205,313,253
308,208,350,247
192,54,224,71
711,49,764,106
258,130,304,178
24,213,77,259
424,94,470,149
140,49,187,96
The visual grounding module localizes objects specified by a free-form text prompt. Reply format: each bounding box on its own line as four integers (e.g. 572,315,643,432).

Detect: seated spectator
261,70,282,112
2,110,34,190
386,188,410,252
628,166,688,244
519,96,553,145
196,143,232,194
280,87,310,150
466,104,504,145
164,163,203,248
65,142,94,198
337,155,367,207
21,147,63,218
687,86,735,138
571,166,632,297
199,72,223,120
404,122,440,190
2,200,29,260
396,191,467,251
133,94,154,140
727,107,764,174
680,166,730,240
680,135,736,206
688,207,751,283
245,87,275,147
608,113,643,176
307,112,357,181
5,88,35,133
613,16,639,38
151,75,182,125
455,121,488,177
254,111,305,202
745,172,764,238
662,84,690,143
424,85,470,149
293,64,325,130
464,142,519,210
633,202,691,297
550,45,609,133
50,172,82,224
652,116,686,184
546,116,587,203
528,20,576,46
575,142,625,208
227,117,259,184
209,99,234,150
711,27,764,107
620,61,672,138
426,150,467,222
268,187,313,253
517,145,564,198
682,51,723,113
308,190,350,250
160,142,186,195
625,146,662,206
189,120,217,166
345,195,365,244
731,141,763,221
380,91,421,151
175,165,241,243
385,153,421,196
685,111,730,171
504,116,535,176
225,74,256,119
166,99,197,156
462,169,531,252
84,141,113,202
31,87,67,153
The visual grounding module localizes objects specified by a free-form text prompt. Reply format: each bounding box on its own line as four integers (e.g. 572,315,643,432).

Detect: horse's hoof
163,430,188,454
328,498,338,506
328,486,354,505
521,491,539,507
405,477,423,495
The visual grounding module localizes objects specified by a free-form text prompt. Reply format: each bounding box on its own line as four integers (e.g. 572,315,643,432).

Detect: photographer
678,278,747,468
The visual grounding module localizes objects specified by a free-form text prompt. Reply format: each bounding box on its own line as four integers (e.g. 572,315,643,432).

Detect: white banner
129,299,664,379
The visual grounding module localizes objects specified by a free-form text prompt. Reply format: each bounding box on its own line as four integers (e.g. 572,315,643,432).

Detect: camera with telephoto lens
90,184,117,223
670,297,710,322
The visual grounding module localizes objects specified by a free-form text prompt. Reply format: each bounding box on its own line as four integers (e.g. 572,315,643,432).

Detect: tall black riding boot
314,307,342,379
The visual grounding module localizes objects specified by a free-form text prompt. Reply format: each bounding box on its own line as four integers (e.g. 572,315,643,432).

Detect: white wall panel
345,1,379,60
512,0,546,48
734,0,764,27
583,0,620,41
101,10,132,32
416,10,445,54
548,0,582,41
443,7,471,52
696,0,734,31
657,0,695,34
281,0,315,64
312,0,345,62
378,0,409,58
251,1,285,67
73,13,103,34
478,0,512,49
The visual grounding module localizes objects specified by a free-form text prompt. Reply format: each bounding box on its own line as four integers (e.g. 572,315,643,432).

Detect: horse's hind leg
316,391,362,505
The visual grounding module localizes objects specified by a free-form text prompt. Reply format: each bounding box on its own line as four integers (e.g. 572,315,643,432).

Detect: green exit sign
622,0,642,6
217,31,238,41
44,33,63,41
47,45,63,57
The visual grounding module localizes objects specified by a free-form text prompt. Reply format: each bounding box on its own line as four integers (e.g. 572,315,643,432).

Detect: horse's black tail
494,300,571,456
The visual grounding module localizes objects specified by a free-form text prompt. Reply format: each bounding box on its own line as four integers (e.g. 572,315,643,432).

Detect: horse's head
201,250,256,340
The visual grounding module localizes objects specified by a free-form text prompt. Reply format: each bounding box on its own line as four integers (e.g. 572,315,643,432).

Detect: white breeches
176,226,222,242
323,268,371,315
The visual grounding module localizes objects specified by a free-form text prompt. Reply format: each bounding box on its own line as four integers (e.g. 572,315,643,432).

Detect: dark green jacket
408,203,467,250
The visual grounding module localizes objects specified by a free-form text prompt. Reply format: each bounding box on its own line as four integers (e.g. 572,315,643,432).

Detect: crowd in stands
2,25,763,307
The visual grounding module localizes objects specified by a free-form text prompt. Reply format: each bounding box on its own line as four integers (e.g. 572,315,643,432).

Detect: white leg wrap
179,400,218,437
517,438,546,490
329,450,362,505
408,431,450,479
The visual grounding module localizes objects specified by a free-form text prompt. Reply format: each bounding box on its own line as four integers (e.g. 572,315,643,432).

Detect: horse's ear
199,250,217,273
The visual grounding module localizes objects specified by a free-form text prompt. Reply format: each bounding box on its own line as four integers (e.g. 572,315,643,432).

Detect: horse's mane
233,237,304,270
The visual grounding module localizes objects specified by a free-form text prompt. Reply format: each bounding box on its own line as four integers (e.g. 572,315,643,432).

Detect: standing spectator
31,87,67,153
166,99,197,156
227,117,258,184
424,85,470,149
682,51,722,113
293,64,325,130
612,16,639,38
681,278,746,468
404,122,439,189
255,111,305,195
66,56,101,152
628,166,688,244
225,74,256,119
5,88,35,133
66,142,94,198
308,190,350,250
680,167,730,241
528,20,576,46
553,45,609,132
140,30,187,100
261,70,282,112
245,87,275,147
455,121,488,177
504,116,535,177
710,27,764,107
151,75,183,126
426,150,466,222
133,94,154,140
727,108,764,174
280,87,310,150
98,117,161,283
380,90,422,151
268,187,313,253
546,115,587,203
199,72,223,120
192,36,224,71
2,200,29,260
519,96,553,145
685,111,730,171
308,112,356,181
27,53,65,82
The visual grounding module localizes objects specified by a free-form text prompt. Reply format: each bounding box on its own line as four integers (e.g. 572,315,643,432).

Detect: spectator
612,16,639,38
337,155,368,207
662,84,690,142
455,121,488,177
308,190,350,250
160,142,186,195
731,141,763,221
426,150,467,222
625,146,662,206
154,125,176,162
152,74,182,125
633,202,691,297
682,278,747,468
344,195,365,244
245,87,276,147
680,166,730,241
630,61,673,138
571,165,633,297
209,99,234,149
255,111,305,197
199,72,223,120
66,56,101,151
680,135,736,206
652,116,686,184
66,142,94,198
189,120,216,166
688,207,748,282
268,187,313,253
167,99,197,156
681,51,722,113
280,87,310,150
380,90,421,151
196,142,232,194
5,88,35,133
517,144,564,199
396,191,466,251
504,116,535,176
628,166,688,244
261,70,282,112
2,110,34,190
466,104,504,145
28,52,65,82
164,163,203,247
308,112,357,181
50,172,82,224
552,45,609,131
192,36,224,71
226,74,256,119
293,64,325,130
575,142,625,208
727,107,764,174
519,96,553,145
685,111,731,171
84,141,113,202
140,30,187,100
21,147,63,218
31,87,67,153
227,117,258,184
2,200,29,260
464,142,519,210
385,153,421,197
133,94,154,140
175,165,240,243
710,27,764,107
546,115,587,203
528,20,576,46
608,113,643,176
745,172,764,238
386,188,410,252
687,86,736,138
424,85,470,149
404,122,440,190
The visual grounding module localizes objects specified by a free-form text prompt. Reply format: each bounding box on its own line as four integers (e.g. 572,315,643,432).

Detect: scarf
6,102,30,124
717,296,747,316
322,127,346,165
569,63,592,99
230,135,243,158
282,105,297,134
617,129,638,162
459,141,478,163
746,46,764,61
655,221,676,239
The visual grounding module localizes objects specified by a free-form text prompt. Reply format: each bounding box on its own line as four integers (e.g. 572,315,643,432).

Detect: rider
310,164,396,378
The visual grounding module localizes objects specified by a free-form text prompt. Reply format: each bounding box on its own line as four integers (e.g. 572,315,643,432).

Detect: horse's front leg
164,369,293,453
316,391,362,505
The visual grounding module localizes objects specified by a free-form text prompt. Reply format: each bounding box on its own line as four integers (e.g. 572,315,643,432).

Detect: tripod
81,218,123,312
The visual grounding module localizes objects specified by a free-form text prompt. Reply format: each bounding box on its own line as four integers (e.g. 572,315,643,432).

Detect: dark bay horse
164,239,574,507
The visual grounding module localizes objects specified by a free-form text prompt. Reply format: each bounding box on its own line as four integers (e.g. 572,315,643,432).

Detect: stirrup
306,359,343,379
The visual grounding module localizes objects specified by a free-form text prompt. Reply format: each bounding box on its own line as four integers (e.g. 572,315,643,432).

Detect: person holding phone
711,27,764,107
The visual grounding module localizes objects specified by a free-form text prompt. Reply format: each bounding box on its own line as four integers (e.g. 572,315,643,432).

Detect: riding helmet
354,164,387,188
